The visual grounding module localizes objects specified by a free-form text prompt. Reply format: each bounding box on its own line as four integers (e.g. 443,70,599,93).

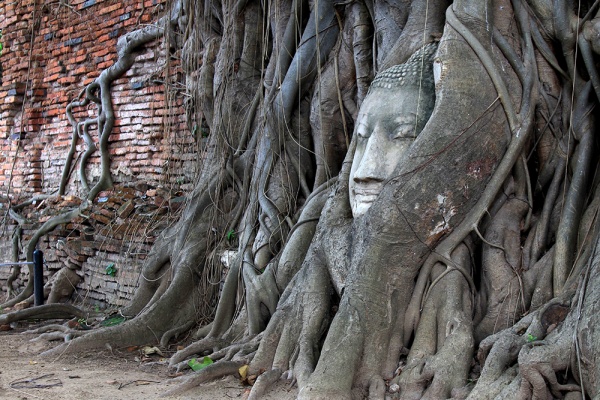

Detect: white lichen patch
434,58,444,86
429,193,457,236
430,220,449,237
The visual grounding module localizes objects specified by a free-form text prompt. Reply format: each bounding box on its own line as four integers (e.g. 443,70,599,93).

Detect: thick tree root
468,296,582,400
1,206,85,309
25,323,88,342
248,368,283,400
475,177,530,342
32,331,87,342
159,320,195,348
170,336,259,374
39,314,166,358
0,304,86,325
249,246,332,390
47,267,82,304
169,337,227,367
160,360,245,397
396,244,474,400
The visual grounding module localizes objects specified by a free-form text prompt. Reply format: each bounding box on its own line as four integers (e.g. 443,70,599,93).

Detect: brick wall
0,0,197,307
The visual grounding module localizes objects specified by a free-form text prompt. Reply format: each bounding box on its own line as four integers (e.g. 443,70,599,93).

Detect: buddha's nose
353,133,386,183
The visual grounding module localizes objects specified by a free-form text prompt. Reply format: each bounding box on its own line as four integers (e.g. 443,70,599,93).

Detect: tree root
1,205,85,309
207,336,261,363
25,323,90,342
396,244,474,400
468,295,581,400
47,267,82,304
170,317,258,373
553,82,596,295
248,367,283,400
32,331,87,342
169,337,227,367
159,320,195,348
475,180,530,341
161,360,245,397
6,224,23,298
0,304,86,325
249,249,331,391
39,299,187,358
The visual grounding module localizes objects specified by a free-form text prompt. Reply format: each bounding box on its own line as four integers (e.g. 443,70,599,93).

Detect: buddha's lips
353,187,381,200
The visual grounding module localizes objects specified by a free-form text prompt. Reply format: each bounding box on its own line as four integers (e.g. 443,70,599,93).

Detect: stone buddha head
349,43,437,217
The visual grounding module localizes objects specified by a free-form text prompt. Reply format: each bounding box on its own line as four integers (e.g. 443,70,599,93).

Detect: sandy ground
0,323,297,400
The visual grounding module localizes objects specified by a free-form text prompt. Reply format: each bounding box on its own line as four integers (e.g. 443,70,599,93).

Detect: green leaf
226,230,236,242
188,356,213,371
106,263,117,277
526,333,537,342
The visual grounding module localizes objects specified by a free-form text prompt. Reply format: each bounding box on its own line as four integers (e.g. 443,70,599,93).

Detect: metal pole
33,250,44,306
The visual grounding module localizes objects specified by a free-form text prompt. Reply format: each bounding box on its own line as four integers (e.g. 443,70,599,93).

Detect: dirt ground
0,323,297,400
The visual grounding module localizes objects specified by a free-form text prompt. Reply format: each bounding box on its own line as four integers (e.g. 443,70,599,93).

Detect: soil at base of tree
0,325,297,400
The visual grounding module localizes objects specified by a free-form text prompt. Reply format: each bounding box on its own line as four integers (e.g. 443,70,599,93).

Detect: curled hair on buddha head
369,42,438,92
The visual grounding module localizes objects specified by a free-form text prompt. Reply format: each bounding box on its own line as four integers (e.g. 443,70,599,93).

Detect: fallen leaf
239,365,249,381
188,356,213,371
141,346,165,357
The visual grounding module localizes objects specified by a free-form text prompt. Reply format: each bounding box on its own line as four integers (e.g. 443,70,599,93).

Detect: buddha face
349,85,432,217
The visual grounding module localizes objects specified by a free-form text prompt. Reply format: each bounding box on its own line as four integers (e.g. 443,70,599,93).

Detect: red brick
0,0,188,234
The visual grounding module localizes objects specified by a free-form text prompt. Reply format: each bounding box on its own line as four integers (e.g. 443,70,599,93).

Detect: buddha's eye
391,124,416,139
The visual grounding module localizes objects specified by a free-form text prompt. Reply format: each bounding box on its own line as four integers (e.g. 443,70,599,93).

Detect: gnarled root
47,267,82,304
169,333,261,372
0,303,86,325
467,297,579,400
475,175,530,342
161,360,245,397
248,368,284,400
165,332,262,396
248,247,332,396
397,243,474,400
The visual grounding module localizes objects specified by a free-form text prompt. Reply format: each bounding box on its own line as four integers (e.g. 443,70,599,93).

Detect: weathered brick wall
6,187,185,307
0,0,196,307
